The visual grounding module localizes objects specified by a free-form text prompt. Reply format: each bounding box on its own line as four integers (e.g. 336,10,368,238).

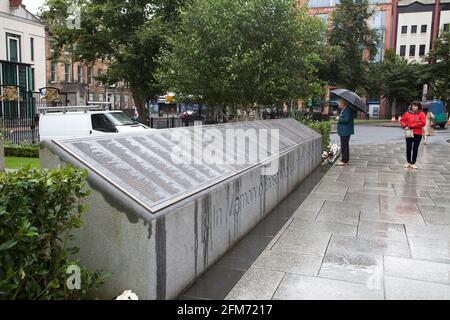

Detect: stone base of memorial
40,119,322,299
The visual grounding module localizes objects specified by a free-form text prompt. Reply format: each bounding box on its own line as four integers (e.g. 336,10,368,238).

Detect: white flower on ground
116,290,139,300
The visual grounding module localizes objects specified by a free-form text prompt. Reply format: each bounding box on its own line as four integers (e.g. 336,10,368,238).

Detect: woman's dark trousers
340,135,351,163
406,134,422,164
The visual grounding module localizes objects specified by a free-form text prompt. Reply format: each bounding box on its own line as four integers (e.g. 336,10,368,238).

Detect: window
89,93,95,101
105,112,134,126
308,0,340,8
91,114,117,133
411,25,417,34
65,64,71,82
419,45,426,57
401,26,407,34
116,95,121,109
31,68,35,91
421,25,427,33
400,45,406,57
87,67,93,85
124,95,129,108
77,65,83,83
98,94,104,102
30,38,34,61
97,68,103,85
50,63,57,82
317,14,328,23
409,45,416,57
444,24,450,32
7,34,21,62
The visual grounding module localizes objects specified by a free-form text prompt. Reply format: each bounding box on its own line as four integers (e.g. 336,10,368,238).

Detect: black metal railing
1,116,39,145
147,115,204,129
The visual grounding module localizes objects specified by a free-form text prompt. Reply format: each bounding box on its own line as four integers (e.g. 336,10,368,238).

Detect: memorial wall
40,119,322,299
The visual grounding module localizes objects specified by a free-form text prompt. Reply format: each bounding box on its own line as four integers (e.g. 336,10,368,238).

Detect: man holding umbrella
331,89,367,166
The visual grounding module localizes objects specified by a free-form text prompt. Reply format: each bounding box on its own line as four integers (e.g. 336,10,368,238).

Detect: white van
39,106,152,141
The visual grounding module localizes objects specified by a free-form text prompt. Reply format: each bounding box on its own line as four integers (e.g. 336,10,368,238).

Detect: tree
369,49,423,115
325,0,380,92
424,31,450,110
158,0,328,120
41,0,188,122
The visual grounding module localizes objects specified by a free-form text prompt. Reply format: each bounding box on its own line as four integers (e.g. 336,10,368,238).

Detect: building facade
45,33,135,110
301,0,450,117
302,0,393,62
302,0,450,63
393,0,450,62
0,0,46,117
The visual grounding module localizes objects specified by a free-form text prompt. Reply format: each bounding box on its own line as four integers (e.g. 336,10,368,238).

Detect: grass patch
5,157,40,170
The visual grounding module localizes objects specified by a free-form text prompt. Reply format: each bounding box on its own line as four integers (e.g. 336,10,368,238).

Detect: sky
22,0,46,15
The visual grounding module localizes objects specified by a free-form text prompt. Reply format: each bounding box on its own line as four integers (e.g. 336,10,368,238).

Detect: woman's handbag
405,128,414,138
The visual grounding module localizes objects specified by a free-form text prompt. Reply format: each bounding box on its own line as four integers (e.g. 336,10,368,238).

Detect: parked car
39,106,152,141
422,100,448,129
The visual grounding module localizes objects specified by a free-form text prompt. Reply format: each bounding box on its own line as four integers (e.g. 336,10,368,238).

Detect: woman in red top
400,101,426,170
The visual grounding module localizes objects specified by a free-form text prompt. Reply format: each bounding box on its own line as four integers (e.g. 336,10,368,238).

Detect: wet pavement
225,133,450,300
331,125,450,146
178,166,328,300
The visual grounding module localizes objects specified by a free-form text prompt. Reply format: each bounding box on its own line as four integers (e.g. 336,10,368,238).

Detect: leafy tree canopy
368,49,423,113
158,0,328,116
325,0,380,92
41,0,188,121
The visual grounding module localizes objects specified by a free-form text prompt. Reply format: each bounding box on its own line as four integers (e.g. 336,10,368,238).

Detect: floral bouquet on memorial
322,144,341,165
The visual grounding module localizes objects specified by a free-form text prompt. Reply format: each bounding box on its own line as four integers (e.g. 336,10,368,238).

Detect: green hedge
307,121,331,150
2,141,39,158
290,113,331,151
0,166,109,300
290,112,331,150
4,145,39,158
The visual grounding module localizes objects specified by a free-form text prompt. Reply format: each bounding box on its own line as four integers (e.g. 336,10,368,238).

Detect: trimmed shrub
4,145,39,158
307,121,331,150
0,166,110,300
290,112,331,151
3,141,39,158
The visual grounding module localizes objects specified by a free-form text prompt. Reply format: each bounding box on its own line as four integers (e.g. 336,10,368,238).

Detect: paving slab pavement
226,137,450,300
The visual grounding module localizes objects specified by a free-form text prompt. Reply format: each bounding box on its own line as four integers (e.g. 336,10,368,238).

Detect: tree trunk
205,106,218,124
131,89,147,124
391,97,397,117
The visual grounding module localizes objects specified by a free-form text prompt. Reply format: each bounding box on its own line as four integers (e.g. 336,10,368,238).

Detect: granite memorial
40,118,322,299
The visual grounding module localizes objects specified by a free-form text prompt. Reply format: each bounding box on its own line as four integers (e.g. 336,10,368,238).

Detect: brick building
45,32,135,109
0,0,45,117
301,0,450,117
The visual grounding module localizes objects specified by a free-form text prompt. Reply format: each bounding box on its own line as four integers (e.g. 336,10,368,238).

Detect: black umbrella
331,88,368,114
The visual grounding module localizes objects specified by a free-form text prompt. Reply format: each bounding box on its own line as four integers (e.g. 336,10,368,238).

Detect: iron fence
1,116,39,145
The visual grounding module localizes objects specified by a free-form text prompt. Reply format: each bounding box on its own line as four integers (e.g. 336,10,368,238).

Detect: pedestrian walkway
178,166,328,300
226,140,450,300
